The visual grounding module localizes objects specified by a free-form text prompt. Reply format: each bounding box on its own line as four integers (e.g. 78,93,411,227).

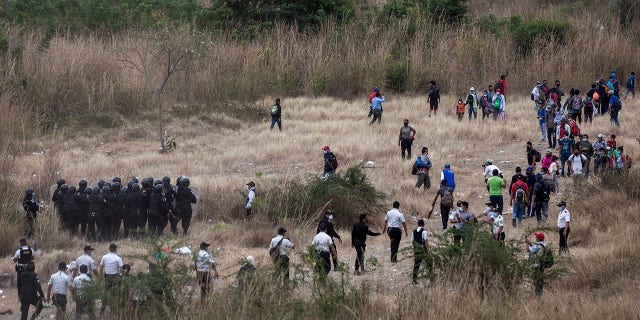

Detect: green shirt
487,176,505,195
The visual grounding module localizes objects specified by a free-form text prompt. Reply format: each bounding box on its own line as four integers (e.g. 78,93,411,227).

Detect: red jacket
510,180,529,201
499,79,507,95
369,92,376,104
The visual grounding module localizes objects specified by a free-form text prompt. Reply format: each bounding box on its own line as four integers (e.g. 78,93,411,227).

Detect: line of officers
50,176,196,241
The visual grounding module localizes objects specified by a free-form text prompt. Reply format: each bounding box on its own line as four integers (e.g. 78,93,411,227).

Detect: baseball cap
246,181,255,187
557,200,567,207
109,243,118,250
200,242,211,248
470,87,475,91
373,87,379,92
444,164,451,169
526,166,533,172
597,133,604,138
84,245,95,251
534,232,545,241
278,227,287,235
322,146,330,151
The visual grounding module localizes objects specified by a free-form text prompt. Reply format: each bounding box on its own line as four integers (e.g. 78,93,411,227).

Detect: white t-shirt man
385,208,405,228
270,235,295,256
312,232,333,253
492,214,505,235
557,208,571,229
483,165,502,178
411,227,428,244
75,253,96,275
195,249,215,272
72,272,92,295
48,271,71,295
567,153,587,174
100,252,123,275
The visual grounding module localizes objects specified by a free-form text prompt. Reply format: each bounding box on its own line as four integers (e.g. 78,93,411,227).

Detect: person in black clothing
172,177,197,236
525,167,537,218
113,183,127,240
101,185,116,241
412,219,432,284
322,145,338,177
270,98,282,131
87,187,105,241
351,214,381,275
126,183,147,239
62,186,80,235
52,178,66,219
14,239,34,288
76,187,90,237
18,262,44,320
147,184,165,236
161,176,175,232
526,141,541,169
22,189,39,238
316,210,342,271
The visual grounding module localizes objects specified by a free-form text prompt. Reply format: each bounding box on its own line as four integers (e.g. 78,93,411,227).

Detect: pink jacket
541,155,553,169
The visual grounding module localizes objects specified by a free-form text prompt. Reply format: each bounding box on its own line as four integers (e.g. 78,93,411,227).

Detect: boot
512,219,517,227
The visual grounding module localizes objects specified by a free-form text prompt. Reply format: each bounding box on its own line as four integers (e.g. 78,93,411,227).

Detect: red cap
534,232,545,241
322,146,330,151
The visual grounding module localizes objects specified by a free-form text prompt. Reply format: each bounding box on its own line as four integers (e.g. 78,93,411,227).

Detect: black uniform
76,190,90,236
102,187,116,241
351,221,380,274
113,187,128,240
15,246,33,286
61,187,80,235
126,189,147,239
147,186,165,236
87,190,105,241
18,269,44,320
161,184,175,232
172,186,196,235
22,192,39,238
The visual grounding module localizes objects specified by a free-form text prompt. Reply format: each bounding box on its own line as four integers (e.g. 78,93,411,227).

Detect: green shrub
510,17,571,54
262,166,385,229
384,55,410,92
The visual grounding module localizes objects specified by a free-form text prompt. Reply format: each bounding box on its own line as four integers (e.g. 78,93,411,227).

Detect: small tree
116,28,197,152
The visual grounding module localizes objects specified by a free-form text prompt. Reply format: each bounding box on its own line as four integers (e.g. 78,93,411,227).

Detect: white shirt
270,235,294,256
411,227,428,243
72,273,92,296
48,271,71,295
483,165,502,178
100,252,123,275
385,208,405,228
492,214,505,234
75,254,96,273
246,188,256,209
312,232,333,253
568,154,587,174
557,208,570,228
195,249,215,272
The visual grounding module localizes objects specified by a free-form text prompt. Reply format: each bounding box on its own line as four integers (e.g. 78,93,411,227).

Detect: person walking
351,214,381,275
194,242,219,303
312,223,337,276
624,72,635,99
492,88,506,121
173,176,197,236
14,239,34,289
449,201,475,243
269,98,282,131
415,147,433,190
73,245,98,278
99,243,123,315
440,164,456,193
525,232,547,296
531,173,552,225
432,179,454,231
382,201,407,263
427,80,440,117
557,201,571,255
245,181,256,221
509,175,529,227
411,219,432,284
368,87,379,117
486,169,506,215
369,92,385,125
536,102,547,142
270,227,295,284
398,119,416,160
46,262,71,320
72,265,95,320
608,90,622,127
18,262,44,320
567,148,587,189
316,210,342,271
466,87,479,120
322,146,338,178
22,188,39,238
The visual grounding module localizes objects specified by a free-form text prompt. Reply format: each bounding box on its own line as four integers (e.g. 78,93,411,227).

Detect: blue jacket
442,169,455,188
371,97,385,111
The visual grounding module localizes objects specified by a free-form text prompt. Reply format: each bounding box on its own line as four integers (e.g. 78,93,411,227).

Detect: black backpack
411,161,419,175
270,237,284,262
328,154,339,170
536,181,551,202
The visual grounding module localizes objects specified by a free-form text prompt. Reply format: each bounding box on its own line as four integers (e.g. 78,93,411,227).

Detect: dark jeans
610,111,620,127
468,106,477,120
571,112,582,124
354,243,365,272
270,117,281,131
370,110,381,125
489,195,504,214
440,205,451,230
534,201,549,223
387,227,402,262
546,127,556,148
584,108,593,123
170,210,192,235
147,215,164,236
558,227,570,254
20,299,43,320
197,271,210,302
315,251,331,275
52,293,67,319
400,139,413,159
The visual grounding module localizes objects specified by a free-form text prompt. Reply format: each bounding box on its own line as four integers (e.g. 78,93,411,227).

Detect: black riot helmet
97,180,105,189
92,186,100,195
57,178,66,187
162,176,170,187
113,176,122,184
60,184,69,193
141,178,151,189
78,180,88,188
112,182,121,192
25,188,34,196
102,185,111,194
68,186,76,194
84,187,92,195
131,183,140,193
154,179,162,186
153,184,163,193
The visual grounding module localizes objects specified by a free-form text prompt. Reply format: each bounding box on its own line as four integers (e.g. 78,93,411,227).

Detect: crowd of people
42,176,197,241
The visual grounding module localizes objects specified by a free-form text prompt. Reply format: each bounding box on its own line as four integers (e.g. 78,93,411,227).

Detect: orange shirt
457,103,466,113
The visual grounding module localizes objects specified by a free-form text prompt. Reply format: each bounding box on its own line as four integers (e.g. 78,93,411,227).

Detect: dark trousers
100,216,113,241
400,139,413,159
571,112,582,124
123,216,135,238
52,293,67,319
270,117,282,131
412,247,432,282
20,299,43,320
197,271,210,302
147,215,163,236
546,127,556,148
440,205,451,230
489,195,504,214
75,297,96,320
170,211,192,235
354,243,365,272
315,251,331,275
86,218,98,241
245,208,252,221
584,108,593,123
100,274,118,314
274,255,290,283
387,227,402,262
558,227,570,254
370,110,381,125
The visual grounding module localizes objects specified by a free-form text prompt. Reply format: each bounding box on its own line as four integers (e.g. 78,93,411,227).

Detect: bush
510,16,571,55
262,166,385,229
384,55,410,92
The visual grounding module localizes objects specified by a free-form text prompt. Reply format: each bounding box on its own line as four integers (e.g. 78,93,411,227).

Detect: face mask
558,207,563,213
328,215,334,220
323,150,328,154
582,138,587,142
457,206,462,211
